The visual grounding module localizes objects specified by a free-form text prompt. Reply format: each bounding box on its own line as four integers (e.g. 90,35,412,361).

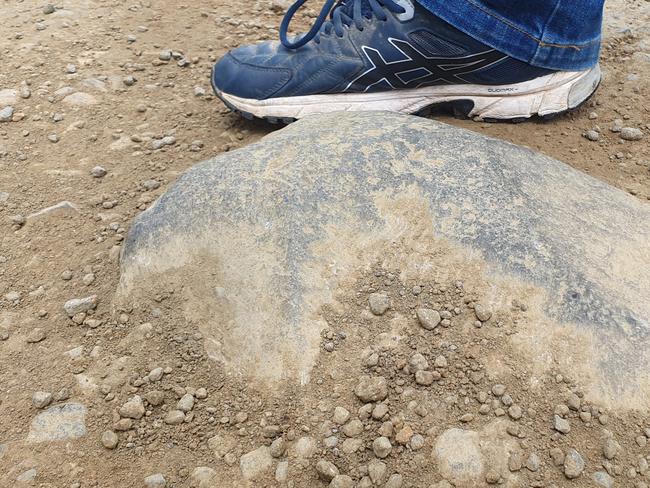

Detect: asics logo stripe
345,37,508,92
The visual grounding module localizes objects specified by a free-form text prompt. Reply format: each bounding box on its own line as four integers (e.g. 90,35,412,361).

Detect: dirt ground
1,1,649,487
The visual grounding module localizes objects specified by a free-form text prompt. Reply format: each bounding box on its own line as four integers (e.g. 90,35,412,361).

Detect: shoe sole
213,64,601,124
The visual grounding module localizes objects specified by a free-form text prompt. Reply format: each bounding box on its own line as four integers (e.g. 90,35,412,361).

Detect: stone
240,446,273,480
333,406,350,425
119,112,650,400
385,474,404,488
275,461,288,483
64,296,98,317
368,292,390,315
164,410,185,425
316,459,339,481
508,405,523,420
554,415,570,434
177,393,195,412
144,390,165,406
270,437,286,458
409,353,429,371
564,449,585,479
342,419,363,437
373,436,392,458
91,166,107,178
355,375,388,402
17,469,37,483
603,438,619,460
190,467,216,488
32,391,53,409
410,434,425,450
526,453,540,472
114,419,133,431
433,428,484,485
508,452,523,471
27,403,87,442
415,370,435,385
330,475,354,488
395,425,414,445
101,430,119,449
372,403,389,419
292,436,317,458
416,308,441,330
474,304,492,322
368,460,388,485
0,106,14,122
119,395,145,419
620,127,644,141
592,471,614,488
144,474,166,488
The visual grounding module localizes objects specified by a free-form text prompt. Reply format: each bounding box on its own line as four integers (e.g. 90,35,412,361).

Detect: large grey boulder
119,112,650,404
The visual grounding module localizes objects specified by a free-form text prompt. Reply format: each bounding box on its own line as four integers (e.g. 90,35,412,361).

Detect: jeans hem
416,0,601,71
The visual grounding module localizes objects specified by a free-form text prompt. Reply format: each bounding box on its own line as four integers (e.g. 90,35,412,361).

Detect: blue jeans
416,0,604,71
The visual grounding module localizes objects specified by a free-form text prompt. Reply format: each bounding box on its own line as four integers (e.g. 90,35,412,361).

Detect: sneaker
211,0,600,123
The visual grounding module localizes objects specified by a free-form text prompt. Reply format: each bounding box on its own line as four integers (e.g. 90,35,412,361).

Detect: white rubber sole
217,64,601,121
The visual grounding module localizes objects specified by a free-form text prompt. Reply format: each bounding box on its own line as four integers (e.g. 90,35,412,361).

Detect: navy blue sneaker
212,0,600,122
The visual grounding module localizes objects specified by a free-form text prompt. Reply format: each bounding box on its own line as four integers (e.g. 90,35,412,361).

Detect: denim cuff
416,0,602,71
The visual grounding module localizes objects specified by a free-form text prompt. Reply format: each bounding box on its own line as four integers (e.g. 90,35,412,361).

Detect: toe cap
212,46,293,100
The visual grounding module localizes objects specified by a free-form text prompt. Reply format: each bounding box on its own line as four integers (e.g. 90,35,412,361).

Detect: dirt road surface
1,1,649,487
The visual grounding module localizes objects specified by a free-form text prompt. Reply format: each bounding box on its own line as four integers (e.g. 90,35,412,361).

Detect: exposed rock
120,111,650,399
27,403,87,442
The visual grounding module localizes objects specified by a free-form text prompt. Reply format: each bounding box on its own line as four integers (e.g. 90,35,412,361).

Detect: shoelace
280,0,406,49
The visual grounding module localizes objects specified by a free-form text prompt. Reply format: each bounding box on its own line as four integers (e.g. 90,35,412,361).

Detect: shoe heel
468,65,601,122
